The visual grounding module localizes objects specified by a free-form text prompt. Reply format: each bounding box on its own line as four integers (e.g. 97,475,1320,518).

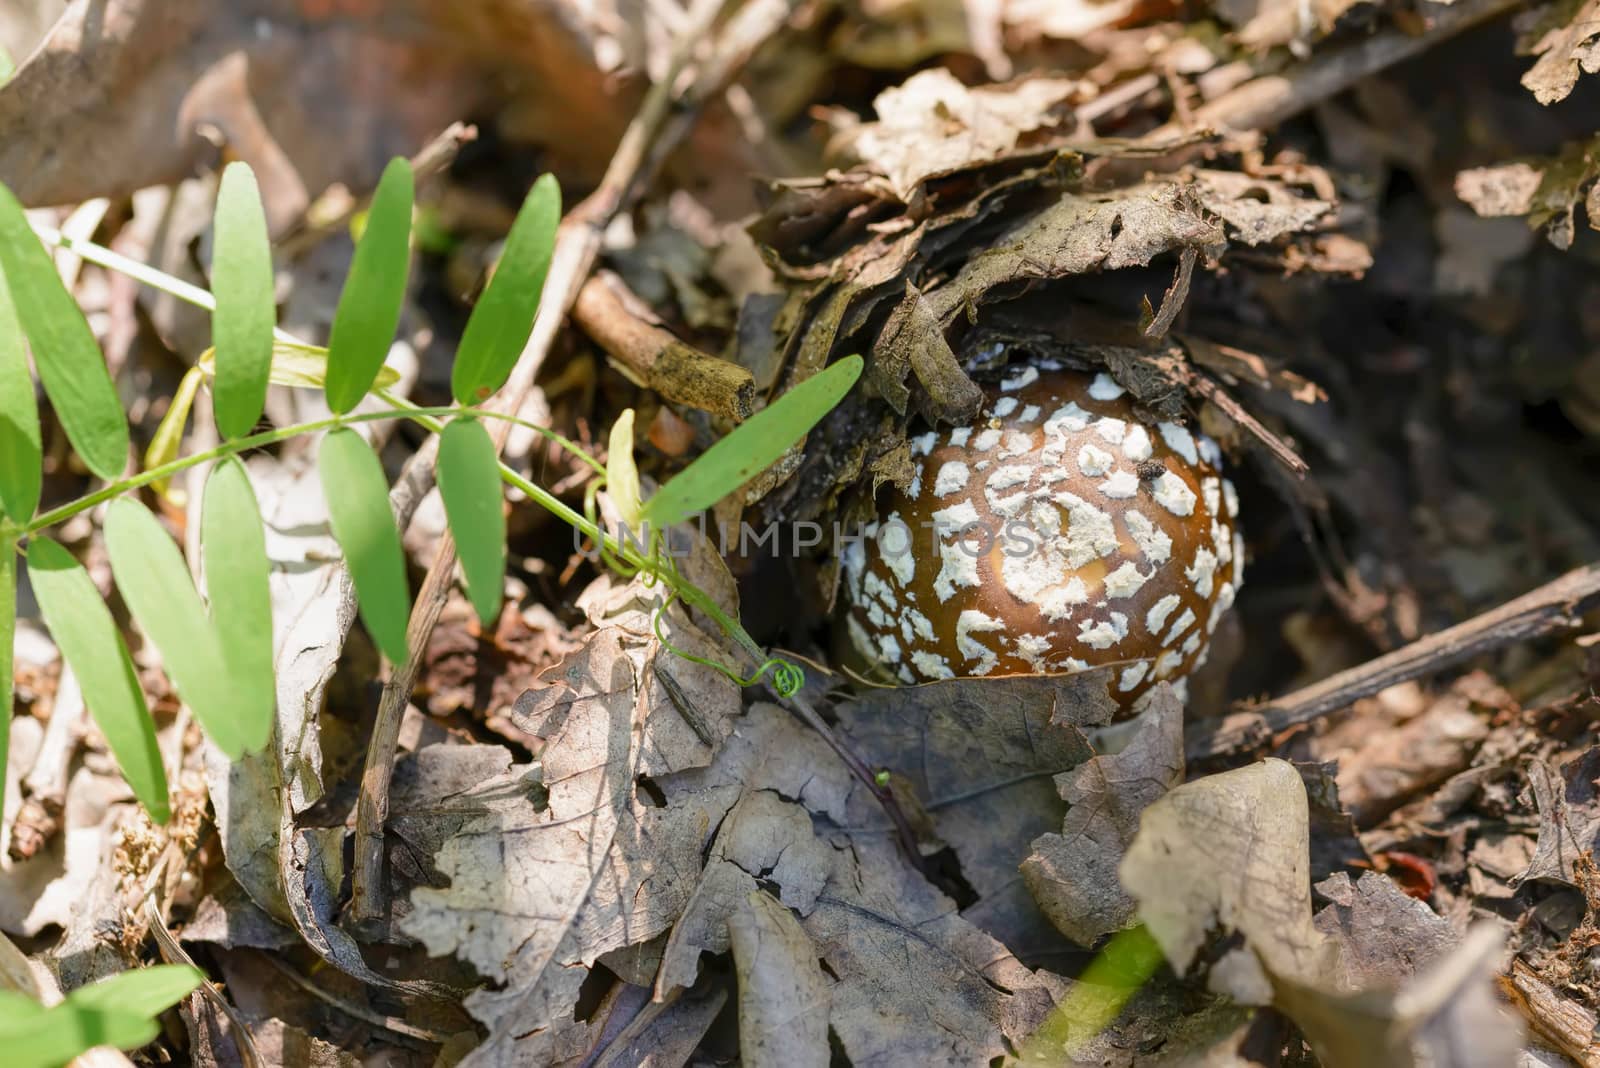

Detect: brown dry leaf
728,890,831,1068
1456,135,1600,249
1021,683,1185,947
1189,169,1337,246
1312,871,1456,988
834,671,1115,960
399,568,744,1065
1121,759,1336,1003
1518,0,1600,105
830,68,1082,200
1517,747,1600,888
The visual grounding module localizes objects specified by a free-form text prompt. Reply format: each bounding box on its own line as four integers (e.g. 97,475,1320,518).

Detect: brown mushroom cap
840,364,1243,710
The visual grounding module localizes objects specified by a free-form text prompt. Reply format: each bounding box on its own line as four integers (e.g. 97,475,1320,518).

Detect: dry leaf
1518,0,1600,105
1517,747,1600,888
728,890,831,1068
1021,683,1185,947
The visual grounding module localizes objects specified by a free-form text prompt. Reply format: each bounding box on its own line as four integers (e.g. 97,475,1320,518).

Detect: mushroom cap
840,365,1242,709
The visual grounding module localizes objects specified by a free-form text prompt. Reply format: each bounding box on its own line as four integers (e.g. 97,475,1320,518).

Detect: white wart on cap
841,365,1243,710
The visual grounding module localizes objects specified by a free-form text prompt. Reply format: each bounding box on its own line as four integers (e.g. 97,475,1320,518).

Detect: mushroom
840,363,1243,711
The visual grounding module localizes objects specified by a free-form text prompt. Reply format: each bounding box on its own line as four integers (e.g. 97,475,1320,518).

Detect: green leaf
641,354,864,526
325,159,414,414
0,537,14,824
105,500,250,759
211,161,275,439
0,964,202,1068
450,174,560,404
319,427,410,661
0,277,40,521
0,184,129,479
201,458,274,753
606,409,642,528
437,418,505,626
26,538,169,823
67,963,203,1018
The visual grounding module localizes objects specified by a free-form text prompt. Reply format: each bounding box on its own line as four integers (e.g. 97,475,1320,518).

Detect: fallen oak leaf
728,889,831,1068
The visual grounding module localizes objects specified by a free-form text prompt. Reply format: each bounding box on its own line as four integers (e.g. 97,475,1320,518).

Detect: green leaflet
0,278,40,521
319,427,411,662
26,538,169,823
606,409,642,528
325,158,414,414
0,538,14,824
105,500,249,759
450,173,560,404
201,458,275,753
437,418,506,626
0,964,202,1068
0,184,128,480
211,161,275,439
641,355,864,527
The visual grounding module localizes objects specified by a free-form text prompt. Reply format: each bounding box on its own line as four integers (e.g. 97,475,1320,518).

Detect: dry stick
1186,562,1600,763
347,0,747,923
574,269,757,420
8,667,84,862
1146,0,1523,140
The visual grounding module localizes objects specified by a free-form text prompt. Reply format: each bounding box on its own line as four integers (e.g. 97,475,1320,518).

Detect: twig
8,666,84,862
573,270,756,420
1186,562,1600,763
1145,0,1522,140
347,0,762,923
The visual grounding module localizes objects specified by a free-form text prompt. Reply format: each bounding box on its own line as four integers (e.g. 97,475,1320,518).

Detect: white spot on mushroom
987,464,1031,493
1209,582,1236,631
1043,403,1093,435
911,432,937,457
1153,472,1197,516
905,606,935,642
1077,444,1114,477
1014,633,1053,672
1092,417,1127,445
1153,649,1184,679
1078,618,1122,649
1102,561,1150,600
847,615,874,663
999,430,1034,458
1019,404,1041,423
863,571,895,608
949,427,972,448
1146,593,1181,635
1122,424,1153,462
934,461,970,497
1088,373,1125,401
972,428,1002,451
1118,662,1149,692
1158,422,1199,465
992,397,1018,418
1057,656,1090,673
907,471,922,499
1223,478,1239,519
1199,435,1222,467
1186,546,1218,598
1201,476,1221,517
956,610,1005,673
1050,492,1120,567
1099,470,1139,499
898,665,916,684
1233,531,1246,586
1162,607,1196,646
931,501,983,601
843,530,867,593
1212,520,1232,566
877,514,917,587
867,601,888,629
1125,510,1172,564
1000,365,1040,391
1180,631,1202,656
912,650,954,680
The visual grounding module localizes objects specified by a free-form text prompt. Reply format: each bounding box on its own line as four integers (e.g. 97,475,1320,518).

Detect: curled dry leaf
1517,0,1600,105
1456,135,1600,249
727,890,831,1068
1021,683,1184,947
1516,746,1600,889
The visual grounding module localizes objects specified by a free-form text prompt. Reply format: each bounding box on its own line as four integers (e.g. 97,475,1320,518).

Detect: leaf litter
7,0,1600,1064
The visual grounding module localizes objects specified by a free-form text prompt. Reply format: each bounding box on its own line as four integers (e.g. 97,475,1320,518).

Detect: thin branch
573,270,756,420
1186,562,1600,763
